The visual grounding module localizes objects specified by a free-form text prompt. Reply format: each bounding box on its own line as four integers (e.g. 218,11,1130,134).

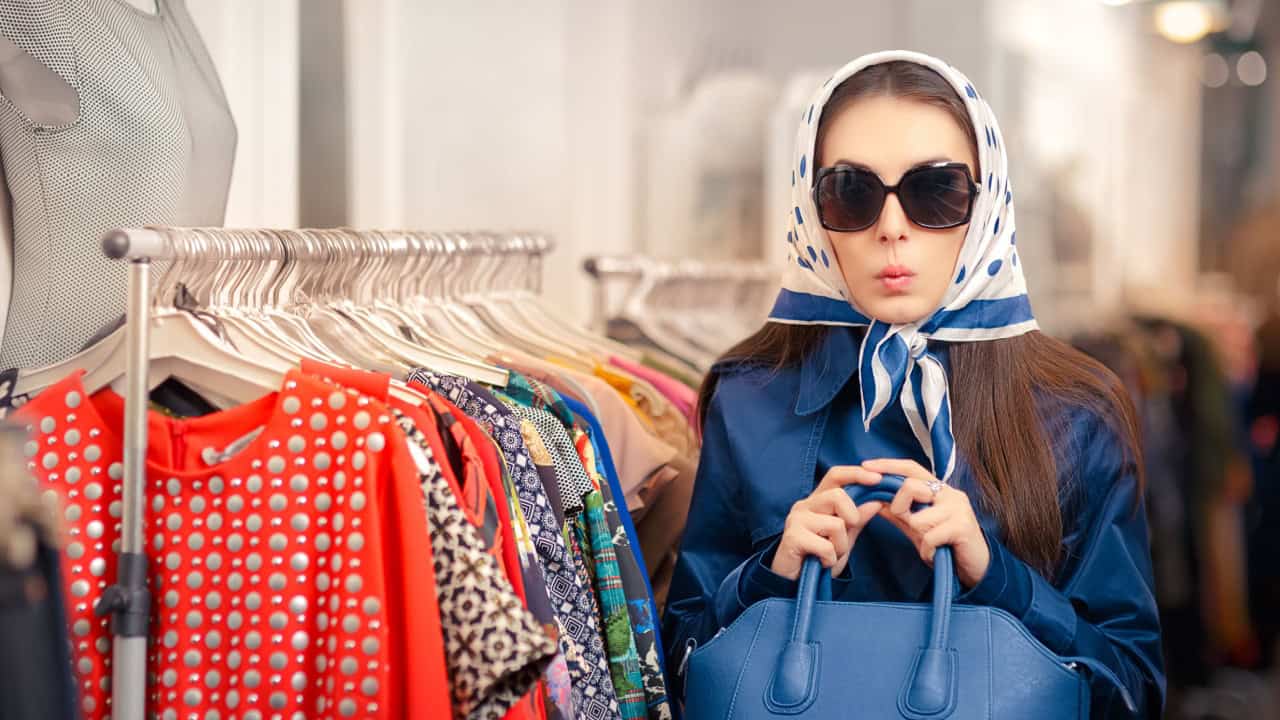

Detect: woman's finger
808,488,863,530
862,458,933,480
920,520,967,563
784,527,839,569
876,505,917,540
854,500,885,528
889,477,937,517
817,465,884,491
804,512,851,555
905,504,949,534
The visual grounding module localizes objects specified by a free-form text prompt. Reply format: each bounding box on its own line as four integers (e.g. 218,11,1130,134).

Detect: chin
859,296,933,325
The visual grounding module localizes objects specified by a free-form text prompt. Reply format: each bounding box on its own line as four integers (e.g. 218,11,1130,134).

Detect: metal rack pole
97,228,168,720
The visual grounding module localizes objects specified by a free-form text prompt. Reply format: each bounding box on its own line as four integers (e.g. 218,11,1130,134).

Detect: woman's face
817,95,977,325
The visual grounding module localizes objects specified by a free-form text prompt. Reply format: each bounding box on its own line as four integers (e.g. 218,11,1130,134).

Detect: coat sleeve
660,383,765,701
956,410,1167,718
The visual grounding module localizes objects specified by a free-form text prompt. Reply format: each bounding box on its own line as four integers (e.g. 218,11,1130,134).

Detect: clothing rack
581,254,777,332
96,226,553,720
582,255,778,372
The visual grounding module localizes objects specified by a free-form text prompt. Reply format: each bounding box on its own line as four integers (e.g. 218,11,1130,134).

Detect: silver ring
927,479,944,498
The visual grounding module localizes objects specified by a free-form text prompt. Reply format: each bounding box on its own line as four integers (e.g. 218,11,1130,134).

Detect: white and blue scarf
770,50,1038,483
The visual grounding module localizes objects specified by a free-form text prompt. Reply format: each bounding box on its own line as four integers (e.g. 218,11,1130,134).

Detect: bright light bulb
1154,1,1214,44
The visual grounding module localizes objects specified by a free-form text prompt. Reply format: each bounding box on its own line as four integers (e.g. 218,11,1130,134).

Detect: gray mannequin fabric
0,0,236,368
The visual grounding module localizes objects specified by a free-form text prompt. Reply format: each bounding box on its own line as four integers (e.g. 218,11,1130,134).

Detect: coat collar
795,326,951,417
795,326,861,416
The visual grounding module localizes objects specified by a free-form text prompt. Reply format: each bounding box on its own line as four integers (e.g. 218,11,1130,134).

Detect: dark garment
0,541,78,720
662,325,1166,718
148,377,219,417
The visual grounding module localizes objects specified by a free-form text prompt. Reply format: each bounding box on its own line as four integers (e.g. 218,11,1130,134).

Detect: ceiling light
1154,1,1215,44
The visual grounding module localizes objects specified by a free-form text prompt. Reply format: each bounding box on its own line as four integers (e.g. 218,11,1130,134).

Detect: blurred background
146,0,1280,716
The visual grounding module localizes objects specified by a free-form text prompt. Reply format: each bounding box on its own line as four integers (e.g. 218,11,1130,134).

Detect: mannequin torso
0,0,235,368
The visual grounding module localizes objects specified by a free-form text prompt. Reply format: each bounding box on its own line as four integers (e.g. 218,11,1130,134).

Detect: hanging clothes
406,368,627,720
297,360,560,720
392,409,556,719
14,370,455,719
496,370,671,720
607,356,697,426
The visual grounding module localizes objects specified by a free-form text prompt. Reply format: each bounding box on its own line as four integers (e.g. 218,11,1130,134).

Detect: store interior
0,1,1277,718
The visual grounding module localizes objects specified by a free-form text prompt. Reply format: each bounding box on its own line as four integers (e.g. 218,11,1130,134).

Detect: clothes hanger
11,228,288,404
457,233,580,362
80,227,290,403
188,228,320,367
616,258,717,370
391,233,501,360
495,233,643,362
243,228,350,363
302,228,510,386
431,233,523,352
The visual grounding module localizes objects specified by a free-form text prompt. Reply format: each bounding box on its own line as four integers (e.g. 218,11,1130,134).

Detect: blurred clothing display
1073,312,1272,719
1247,310,1280,671
0,424,75,720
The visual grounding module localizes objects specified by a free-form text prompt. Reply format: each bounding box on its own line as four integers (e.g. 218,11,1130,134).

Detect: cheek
940,227,966,270
921,228,967,294
827,230,872,272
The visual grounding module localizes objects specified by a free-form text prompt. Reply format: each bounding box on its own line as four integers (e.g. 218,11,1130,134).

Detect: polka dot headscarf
768,50,1038,483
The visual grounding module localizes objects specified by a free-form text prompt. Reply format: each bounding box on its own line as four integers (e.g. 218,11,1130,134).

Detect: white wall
344,0,638,317
339,1,1204,325
186,0,300,228
990,0,1203,332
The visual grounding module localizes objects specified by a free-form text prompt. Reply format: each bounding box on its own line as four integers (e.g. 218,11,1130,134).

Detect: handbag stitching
813,599,1083,687
896,646,960,719
725,601,771,718
762,642,821,715
695,598,774,654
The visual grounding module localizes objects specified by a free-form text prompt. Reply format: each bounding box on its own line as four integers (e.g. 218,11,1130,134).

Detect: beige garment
500,354,678,507
496,350,695,603
631,455,697,610
591,361,697,455
615,370,699,460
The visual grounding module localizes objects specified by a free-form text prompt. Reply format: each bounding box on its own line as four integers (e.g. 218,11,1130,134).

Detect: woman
662,51,1165,717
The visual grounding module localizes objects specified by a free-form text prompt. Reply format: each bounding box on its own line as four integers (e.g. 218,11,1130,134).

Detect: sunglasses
812,162,978,232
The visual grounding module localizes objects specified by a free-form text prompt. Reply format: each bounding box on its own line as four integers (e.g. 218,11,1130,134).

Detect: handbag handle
767,474,959,717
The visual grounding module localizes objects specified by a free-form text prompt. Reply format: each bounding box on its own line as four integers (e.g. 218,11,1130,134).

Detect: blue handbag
682,476,1137,718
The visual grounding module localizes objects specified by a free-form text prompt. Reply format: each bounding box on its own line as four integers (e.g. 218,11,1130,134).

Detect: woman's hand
770,466,886,581
858,458,991,589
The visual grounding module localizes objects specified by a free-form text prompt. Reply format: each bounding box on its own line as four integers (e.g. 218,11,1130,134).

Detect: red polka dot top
14,369,448,720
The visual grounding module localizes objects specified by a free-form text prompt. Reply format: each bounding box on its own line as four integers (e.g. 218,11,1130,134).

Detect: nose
877,192,910,246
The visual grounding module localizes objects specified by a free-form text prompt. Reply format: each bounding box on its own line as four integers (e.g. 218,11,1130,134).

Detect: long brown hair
699,62,1144,578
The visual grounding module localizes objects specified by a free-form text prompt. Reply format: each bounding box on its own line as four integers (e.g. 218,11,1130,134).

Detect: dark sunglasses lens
817,169,883,231
899,167,974,228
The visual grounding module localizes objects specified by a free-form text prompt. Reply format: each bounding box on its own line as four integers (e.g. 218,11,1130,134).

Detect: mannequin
0,0,236,369
0,26,80,348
